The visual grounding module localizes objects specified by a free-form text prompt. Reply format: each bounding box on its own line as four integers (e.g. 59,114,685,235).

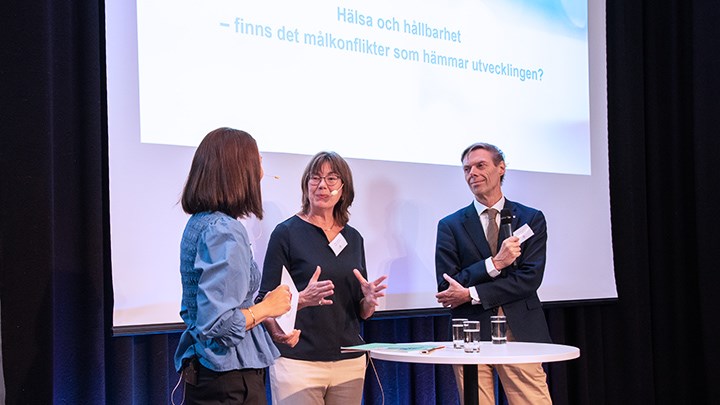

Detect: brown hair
460,142,506,183
300,151,354,226
181,127,263,219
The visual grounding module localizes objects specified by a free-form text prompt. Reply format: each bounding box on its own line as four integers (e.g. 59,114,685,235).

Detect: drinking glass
452,318,468,349
463,320,480,353
491,315,507,344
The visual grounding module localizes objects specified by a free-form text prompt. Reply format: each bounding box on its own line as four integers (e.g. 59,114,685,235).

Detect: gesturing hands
297,266,388,319
435,273,471,309
354,269,388,319
299,266,335,309
353,269,388,307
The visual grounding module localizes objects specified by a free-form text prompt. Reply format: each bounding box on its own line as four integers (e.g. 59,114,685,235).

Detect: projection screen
105,0,615,332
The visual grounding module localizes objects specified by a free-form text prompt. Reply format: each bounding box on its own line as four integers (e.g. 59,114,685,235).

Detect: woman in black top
258,151,387,404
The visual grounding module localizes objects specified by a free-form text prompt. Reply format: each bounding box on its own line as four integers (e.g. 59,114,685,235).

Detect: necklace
301,213,335,232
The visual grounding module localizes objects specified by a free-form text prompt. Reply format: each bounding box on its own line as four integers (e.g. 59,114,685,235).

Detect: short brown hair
181,127,263,219
460,142,506,183
300,151,354,226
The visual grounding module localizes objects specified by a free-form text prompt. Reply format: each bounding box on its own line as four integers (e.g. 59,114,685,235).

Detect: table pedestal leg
463,364,479,405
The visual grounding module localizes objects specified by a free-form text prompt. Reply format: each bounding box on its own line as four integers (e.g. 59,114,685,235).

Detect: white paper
514,224,535,244
274,266,298,334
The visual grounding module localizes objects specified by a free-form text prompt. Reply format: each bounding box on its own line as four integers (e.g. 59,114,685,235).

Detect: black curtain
2,1,720,404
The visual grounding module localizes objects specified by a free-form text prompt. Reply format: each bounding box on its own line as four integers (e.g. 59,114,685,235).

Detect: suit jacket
436,199,551,343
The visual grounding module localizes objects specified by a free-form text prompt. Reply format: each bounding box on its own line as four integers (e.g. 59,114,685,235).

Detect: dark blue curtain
107,316,461,405
361,314,458,404
2,0,720,404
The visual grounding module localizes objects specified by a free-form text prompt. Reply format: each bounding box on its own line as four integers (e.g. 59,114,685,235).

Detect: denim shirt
174,211,279,372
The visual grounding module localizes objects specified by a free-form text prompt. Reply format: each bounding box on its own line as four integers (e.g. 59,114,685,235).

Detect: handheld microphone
500,208,517,268
330,183,344,196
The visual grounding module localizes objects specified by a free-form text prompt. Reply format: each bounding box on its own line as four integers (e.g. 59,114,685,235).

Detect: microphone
330,183,344,196
500,208,516,268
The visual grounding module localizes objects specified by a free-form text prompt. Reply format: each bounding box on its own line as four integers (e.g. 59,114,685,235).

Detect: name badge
513,224,535,243
329,233,348,256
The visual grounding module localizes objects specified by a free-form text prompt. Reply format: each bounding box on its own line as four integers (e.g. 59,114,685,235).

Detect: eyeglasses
308,175,341,186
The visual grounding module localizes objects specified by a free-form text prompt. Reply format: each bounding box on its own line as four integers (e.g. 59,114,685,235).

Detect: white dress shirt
468,197,505,304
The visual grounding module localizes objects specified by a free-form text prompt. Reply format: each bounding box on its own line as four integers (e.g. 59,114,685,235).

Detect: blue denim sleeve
194,219,249,347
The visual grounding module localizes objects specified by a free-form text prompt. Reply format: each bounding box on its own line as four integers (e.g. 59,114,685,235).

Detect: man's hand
492,236,521,270
435,273,471,309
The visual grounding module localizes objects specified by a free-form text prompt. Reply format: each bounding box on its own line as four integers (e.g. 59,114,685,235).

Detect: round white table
369,341,580,404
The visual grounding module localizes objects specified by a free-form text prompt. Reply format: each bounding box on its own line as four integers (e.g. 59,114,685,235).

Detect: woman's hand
262,284,292,317
354,269,388,319
263,317,302,347
298,266,335,309
272,328,302,348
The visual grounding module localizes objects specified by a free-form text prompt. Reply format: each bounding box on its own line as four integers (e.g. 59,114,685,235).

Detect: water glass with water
463,320,481,353
452,318,468,349
491,315,507,344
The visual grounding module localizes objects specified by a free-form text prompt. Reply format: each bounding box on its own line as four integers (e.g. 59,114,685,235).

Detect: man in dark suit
435,142,552,405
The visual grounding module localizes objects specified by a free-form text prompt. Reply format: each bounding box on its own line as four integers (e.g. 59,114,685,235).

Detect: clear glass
491,315,507,344
463,320,481,353
452,318,468,349
308,175,341,186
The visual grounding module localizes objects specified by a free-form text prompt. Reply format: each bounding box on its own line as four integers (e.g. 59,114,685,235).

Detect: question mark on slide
538,68,544,81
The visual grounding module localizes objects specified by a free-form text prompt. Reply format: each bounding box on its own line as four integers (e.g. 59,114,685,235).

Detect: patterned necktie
485,208,499,256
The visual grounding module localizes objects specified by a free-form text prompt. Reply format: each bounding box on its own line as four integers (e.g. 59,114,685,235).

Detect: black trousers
184,362,267,405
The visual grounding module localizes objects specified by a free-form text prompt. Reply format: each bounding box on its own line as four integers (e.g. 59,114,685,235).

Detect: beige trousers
454,312,552,405
269,356,366,405
453,361,552,405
